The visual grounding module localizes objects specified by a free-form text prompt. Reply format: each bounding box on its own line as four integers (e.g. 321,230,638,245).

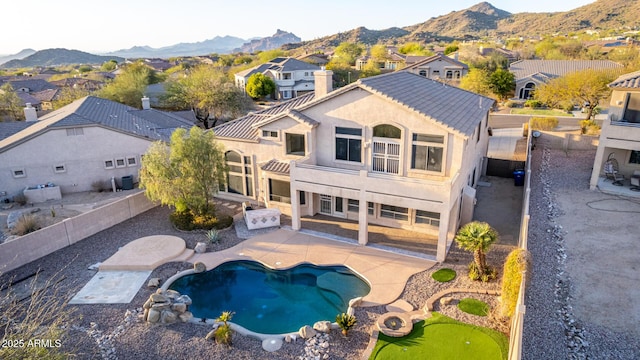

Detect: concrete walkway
99,228,435,306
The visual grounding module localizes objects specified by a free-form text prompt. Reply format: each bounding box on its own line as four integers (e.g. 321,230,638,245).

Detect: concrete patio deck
98,228,436,307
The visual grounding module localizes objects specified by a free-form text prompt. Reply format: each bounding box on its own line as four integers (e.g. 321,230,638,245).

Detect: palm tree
455,221,498,276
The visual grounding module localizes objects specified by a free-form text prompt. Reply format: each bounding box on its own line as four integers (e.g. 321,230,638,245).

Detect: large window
415,210,440,226
630,150,640,164
623,93,640,123
411,133,444,172
269,179,291,203
335,127,362,162
224,151,253,196
286,133,305,156
380,204,409,221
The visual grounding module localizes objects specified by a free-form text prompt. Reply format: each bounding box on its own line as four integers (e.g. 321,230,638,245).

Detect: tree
535,69,619,120
333,42,365,66
459,68,491,97
444,44,459,55
398,42,432,56
52,87,92,109
162,65,251,128
0,83,24,120
455,221,498,281
139,126,227,217
101,60,118,71
97,61,161,108
369,44,390,62
488,69,515,101
245,73,275,99
359,59,381,78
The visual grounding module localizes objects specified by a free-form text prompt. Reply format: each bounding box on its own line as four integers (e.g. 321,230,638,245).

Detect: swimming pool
168,260,370,334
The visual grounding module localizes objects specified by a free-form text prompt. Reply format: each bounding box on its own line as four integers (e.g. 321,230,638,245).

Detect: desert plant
214,311,235,345
530,116,558,131
468,261,497,282
0,270,80,359
12,193,26,206
206,229,220,243
336,312,357,336
12,214,40,236
524,99,543,108
500,248,532,318
455,221,498,282
50,207,56,218
579,119,601,135
504,100,517,108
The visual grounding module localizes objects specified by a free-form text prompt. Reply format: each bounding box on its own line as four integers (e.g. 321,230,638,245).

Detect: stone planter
376,312,413,337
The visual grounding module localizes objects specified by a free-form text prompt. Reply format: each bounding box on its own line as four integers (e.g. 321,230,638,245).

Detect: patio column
290,188,301,231
589,144,606,190
436,206,450,262
358,171,368,245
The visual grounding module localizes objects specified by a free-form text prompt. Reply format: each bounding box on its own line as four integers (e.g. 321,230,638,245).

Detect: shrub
336,313,357,336
524,99,543,108
170,209,233,231
12,215,40,236
468,261,497,282
13,193,26,205
579,119,601,135
214,311,234,346
530,116,558,131
504,100,517,108
500,248,532,318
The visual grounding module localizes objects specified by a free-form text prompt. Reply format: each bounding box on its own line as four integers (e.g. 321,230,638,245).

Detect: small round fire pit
376,312,412,337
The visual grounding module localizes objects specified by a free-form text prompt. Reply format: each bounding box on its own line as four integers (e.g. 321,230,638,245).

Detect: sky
0,0,596,55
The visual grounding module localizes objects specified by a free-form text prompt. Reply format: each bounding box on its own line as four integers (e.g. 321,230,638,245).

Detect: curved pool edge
161,262,363,340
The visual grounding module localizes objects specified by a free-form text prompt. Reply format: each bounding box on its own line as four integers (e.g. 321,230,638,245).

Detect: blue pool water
168,260,370,334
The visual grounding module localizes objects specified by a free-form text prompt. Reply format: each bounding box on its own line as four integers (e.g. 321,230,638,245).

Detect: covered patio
281,213,438,259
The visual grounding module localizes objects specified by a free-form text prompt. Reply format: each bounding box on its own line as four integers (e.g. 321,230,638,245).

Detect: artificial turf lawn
431,268,457,282
457,298,490,316
369,312,508,360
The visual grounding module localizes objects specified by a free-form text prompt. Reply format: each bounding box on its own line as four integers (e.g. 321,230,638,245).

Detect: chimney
24,103,38,122
314,69,334,99
141,96,150,110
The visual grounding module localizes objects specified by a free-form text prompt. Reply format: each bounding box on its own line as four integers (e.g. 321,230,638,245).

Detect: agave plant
206,229,220,244
336,312,357,336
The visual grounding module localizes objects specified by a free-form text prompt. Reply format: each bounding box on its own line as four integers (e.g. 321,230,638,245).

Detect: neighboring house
355,52,431,72
49,78,104,91
509,60,623,99
589,70,640,190
32,88,60,111
478,47,519,64
234,57,320,100
403,53,469,83
296,53,329,67
214,70,495,261
144,58,174,72
0,78,57,93
15,92,41,111
0,96,192,198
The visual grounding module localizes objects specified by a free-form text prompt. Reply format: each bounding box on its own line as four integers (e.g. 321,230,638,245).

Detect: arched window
224,151,253,196
520,82,536,99
372,124,401,174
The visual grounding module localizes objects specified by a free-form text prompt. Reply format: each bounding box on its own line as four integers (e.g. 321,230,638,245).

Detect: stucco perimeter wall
0,191,156,273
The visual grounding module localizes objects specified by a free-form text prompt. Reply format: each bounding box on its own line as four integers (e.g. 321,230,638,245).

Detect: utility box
121,175,134,190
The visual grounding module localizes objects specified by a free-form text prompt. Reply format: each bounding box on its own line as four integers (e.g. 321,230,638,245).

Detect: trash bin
121,175,134,190
513,169,525,186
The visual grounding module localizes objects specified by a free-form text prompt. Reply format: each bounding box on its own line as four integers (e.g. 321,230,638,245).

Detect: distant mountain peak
234,30,301,53
468,2,512,16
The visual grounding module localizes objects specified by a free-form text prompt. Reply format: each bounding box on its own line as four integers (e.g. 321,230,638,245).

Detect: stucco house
214,70,495,261
0,96,192,199
509,59,623,99
590,70,640,190
234,57,320,100
403,53,469,84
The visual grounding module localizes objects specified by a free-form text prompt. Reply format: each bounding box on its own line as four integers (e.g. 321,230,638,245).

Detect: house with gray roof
234,57,320,100
0,96,192,198
590,70,640,191
403,53,469,84
215,70,495,261
509,59,623,99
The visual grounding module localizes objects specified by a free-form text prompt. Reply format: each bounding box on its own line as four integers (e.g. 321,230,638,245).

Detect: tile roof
235,58,320,78
0,96,192,152
32,88,59,102
403,53,468,70
0,121,35,141
213,93,315,141
2,78,57,92
609,70,640,89
358,72,495,136
260,159,290,174
16,92,41,106
509,60,622,80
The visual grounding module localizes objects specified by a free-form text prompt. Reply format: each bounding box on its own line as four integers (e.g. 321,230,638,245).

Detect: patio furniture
631,170,640,192
604,153,624,186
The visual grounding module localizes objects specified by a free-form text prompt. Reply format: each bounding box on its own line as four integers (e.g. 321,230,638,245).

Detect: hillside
234,30,301,53
0,49,37,66
105,35,246,58
1,49,124,69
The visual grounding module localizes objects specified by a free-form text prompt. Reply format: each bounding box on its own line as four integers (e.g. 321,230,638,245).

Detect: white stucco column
290,162,301,230
589,143,607,190
436,206,451,262
358,170,368,245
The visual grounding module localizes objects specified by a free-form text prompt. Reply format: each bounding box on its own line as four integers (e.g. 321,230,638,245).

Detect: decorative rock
151,293,167,303
299,325,317,339
161,310,177,324
143,299,153,310
166,289,180,299
313,321,331,333
171,303,187,313
179,311,193,322
440,296,454,306
176,295,192,305
143,308,149,321
147,309,160,323
147,278,161,288
284,334,292,343
205,329,216,341
194,242,207,253
194,262,206,273
262,338,283,352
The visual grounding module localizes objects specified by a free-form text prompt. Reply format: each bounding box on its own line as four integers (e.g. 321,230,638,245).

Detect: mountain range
1,0,638,68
